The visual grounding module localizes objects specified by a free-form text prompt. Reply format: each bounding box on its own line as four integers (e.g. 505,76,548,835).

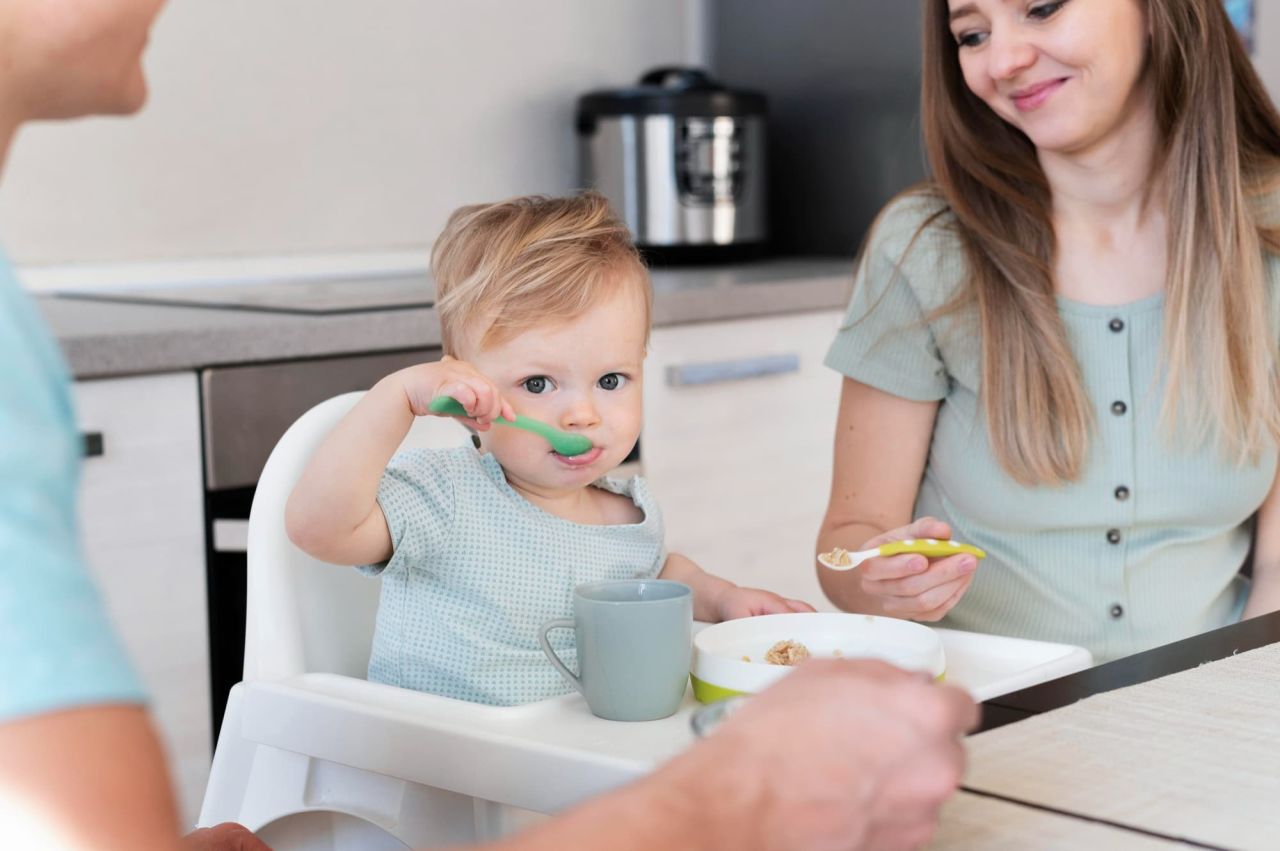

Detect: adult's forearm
0,705,184,851
480,749,752,851
1242,568,1280,620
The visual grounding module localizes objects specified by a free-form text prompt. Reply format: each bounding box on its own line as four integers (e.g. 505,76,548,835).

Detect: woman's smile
1010,77,1069,112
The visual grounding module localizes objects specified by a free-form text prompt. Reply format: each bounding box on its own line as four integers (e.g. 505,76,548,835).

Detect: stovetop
54,273,435,315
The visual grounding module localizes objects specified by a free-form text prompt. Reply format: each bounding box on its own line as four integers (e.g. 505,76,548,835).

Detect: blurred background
8,0,1273,285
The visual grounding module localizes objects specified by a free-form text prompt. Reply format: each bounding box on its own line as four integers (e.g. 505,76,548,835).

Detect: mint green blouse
825,194,1277,662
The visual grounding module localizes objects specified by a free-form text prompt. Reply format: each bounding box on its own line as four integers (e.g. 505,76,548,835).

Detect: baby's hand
715,586,815,621
399,356,515,430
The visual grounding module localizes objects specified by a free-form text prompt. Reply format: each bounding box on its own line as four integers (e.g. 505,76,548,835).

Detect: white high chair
198,392,543,849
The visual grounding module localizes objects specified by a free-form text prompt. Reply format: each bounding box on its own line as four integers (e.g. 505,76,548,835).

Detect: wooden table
944,611,1280,850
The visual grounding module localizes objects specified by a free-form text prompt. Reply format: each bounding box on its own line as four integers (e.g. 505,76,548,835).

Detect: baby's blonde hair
431,191,650,355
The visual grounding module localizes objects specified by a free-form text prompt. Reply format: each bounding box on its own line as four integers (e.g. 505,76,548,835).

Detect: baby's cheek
611,401,645,443
483,428,539,466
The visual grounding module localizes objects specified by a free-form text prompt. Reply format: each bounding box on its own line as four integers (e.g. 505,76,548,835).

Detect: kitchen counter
36,258,853,379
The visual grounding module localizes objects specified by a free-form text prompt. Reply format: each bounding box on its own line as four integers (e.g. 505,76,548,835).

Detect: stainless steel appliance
577,67,768,264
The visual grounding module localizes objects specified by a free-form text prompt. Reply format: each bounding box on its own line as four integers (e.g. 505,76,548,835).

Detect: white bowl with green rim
691,613,946,702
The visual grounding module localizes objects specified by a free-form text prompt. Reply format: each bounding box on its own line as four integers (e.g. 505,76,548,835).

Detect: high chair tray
235,628,1090,816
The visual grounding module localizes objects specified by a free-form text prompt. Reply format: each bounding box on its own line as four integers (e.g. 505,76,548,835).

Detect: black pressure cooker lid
577,67,767,130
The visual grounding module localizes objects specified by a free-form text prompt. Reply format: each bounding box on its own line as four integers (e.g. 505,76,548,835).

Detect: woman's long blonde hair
917,0,1280,485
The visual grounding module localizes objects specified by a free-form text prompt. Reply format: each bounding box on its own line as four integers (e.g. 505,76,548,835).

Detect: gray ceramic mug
538,579,693,721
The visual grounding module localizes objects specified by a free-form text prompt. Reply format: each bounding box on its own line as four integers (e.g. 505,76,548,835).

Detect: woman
818,0,1280,662
0,2,974,849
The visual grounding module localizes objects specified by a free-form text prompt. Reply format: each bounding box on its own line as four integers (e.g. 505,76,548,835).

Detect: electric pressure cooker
577,67,768,264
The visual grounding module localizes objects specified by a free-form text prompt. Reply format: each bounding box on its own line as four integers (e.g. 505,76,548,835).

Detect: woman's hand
852,517,978,622
398,356,516,430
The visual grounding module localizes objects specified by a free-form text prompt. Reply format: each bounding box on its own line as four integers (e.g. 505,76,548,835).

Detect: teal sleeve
360,447,458,578
824,201,952,402
0,252,146,722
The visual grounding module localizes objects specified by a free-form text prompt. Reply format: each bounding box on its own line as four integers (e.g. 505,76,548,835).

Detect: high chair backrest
243,391,471,682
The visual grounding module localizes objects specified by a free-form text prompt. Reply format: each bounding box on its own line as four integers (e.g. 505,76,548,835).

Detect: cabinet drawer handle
82,432,105,458
665,353,800,387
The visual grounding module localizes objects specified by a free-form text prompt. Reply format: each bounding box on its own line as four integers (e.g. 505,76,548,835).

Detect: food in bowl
690,613,947,703
764,639,810,666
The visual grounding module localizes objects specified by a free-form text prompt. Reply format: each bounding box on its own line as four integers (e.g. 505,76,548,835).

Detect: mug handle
538,619,583,694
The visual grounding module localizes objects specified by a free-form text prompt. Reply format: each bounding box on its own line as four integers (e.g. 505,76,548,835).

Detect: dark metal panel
201,348,439,490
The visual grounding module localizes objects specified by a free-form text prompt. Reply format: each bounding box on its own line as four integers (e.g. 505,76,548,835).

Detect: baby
285,192,813,705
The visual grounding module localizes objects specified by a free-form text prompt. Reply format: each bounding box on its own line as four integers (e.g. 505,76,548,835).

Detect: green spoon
427,396,595,457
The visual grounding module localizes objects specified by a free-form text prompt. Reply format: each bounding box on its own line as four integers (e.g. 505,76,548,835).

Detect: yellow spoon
817,539,986,572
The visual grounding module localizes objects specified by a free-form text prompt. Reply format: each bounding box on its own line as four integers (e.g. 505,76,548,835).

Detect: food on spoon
821,547,854,567
764,639,811,666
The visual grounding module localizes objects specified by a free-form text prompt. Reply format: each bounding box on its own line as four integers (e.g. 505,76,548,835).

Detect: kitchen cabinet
73,372,210,825
642,310,845,610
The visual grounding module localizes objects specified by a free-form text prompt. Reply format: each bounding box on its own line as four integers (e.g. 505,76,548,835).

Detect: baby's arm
285,357,513,566
658,554,815,622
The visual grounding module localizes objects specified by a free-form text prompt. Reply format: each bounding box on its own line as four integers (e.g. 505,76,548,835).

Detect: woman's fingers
858,553,977,620
861,553,977,595
879,574,974,620
858,553,930,582
915,577,974,622
865,516,952,549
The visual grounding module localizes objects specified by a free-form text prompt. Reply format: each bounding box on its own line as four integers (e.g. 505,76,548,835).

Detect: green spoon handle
426,396,467,417
428,394,510,423
426,395,594,457
427,395,540,434
508,413,555,439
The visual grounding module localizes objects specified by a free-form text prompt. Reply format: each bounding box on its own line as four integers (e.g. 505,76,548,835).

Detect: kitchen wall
708,0,922,257
1256,5,1280,97
0,0,698,271
9,2,1280,277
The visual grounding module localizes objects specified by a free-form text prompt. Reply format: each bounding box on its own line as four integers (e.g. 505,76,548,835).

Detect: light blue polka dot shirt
360,446,666,705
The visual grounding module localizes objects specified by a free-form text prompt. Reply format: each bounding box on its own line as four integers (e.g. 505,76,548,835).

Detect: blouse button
1111,400,1128,416
1106,528,1122,544
1110,604,1125,619
1114,486,1130,501
1109,318,1125,333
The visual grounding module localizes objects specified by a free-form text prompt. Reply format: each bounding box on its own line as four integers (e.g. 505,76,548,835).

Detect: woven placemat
930,791,1187,849
962,642,1280,850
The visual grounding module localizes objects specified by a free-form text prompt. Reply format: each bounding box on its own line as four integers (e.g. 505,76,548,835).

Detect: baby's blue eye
523,376,549,394
1028,1,1065,21
598,373,626,391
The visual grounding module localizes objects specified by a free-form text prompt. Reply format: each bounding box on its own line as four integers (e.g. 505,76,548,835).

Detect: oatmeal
822,547,854,567
764,639,811,666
